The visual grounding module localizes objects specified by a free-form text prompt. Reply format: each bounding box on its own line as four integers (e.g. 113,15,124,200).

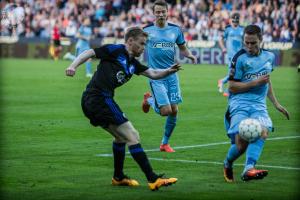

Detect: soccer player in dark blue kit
65,27,180,191
223,25,289,182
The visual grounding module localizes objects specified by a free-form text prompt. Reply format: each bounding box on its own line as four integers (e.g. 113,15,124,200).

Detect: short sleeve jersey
76,25,92,49
228,49,275,110
224,25,244,61
143,23,185,70
85,44,148,95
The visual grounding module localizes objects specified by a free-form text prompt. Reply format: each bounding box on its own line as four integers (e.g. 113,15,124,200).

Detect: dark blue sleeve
93,44,111,60
228,49,246,81
133,59,148,75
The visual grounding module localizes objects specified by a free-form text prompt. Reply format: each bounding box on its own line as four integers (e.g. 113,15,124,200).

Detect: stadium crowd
1,0,300,43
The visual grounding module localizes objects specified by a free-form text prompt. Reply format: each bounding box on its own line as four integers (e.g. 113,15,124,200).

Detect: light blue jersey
225,49,275,135
144,23,185,71
76,25,92,52
228,49,275,109
224,25,244,62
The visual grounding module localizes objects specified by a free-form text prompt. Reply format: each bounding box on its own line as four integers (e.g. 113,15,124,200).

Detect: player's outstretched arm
65,49,95,77
228,75,270,94
267,80,290,120
141,63,182,80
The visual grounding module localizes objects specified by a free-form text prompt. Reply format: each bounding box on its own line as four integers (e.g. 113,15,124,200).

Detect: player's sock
243,138,265,173
161,115,177,144
224,144,241,168
129,143,158,182
222,76,229,85
112,142,126,178
54,48,60,59
147,97,160,114
86,61,92,75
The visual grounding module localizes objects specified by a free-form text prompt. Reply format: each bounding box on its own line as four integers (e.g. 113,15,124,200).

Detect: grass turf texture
0,58,299,200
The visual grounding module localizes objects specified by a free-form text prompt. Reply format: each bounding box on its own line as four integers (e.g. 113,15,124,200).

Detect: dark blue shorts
81,91,128,128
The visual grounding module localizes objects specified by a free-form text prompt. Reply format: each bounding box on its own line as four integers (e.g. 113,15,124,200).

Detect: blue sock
129,143,157,182
162,115,177,144
222,76,229,84
112,142,126,178
86,61,92,74
147,97,160,114
224,144,241,168
243,138,265,173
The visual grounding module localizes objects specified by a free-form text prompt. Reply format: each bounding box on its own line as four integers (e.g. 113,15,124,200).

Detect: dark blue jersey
85,44,148,96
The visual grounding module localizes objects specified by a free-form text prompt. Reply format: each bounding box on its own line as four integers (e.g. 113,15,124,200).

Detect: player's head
230,12,240,27
243,25,262,56
125,26,148,57
83,18,90,26
152,0,168,26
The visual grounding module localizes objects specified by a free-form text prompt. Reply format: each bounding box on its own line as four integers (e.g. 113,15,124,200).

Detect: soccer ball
238,118,262,142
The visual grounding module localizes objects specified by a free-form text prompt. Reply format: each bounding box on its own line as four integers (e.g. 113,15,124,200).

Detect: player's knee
114,137,126,143
236,137,247,153
126,129,140,145
170,104,178,114
260,128,268,139
160,107,172,116
236,143,245,153
171,109,178,116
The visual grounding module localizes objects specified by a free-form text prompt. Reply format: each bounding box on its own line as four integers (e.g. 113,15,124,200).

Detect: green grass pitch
0,58,299,200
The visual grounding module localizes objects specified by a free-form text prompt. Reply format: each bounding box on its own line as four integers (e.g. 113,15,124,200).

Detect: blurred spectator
263,26,273,42
65,15,77,38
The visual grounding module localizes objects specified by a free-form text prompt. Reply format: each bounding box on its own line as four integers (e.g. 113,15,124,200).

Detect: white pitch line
147,157,300,171
96,135,300,157
143,135,300,153
96,135,300,171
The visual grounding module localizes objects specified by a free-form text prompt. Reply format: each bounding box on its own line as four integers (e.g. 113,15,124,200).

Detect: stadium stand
1,0,299,43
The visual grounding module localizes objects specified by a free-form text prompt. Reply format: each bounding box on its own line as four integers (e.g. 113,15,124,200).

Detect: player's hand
170,63,182,72
275,104,290,120
222,49,227,54
188,55,197,64
255,75,270,86
65,66,76,77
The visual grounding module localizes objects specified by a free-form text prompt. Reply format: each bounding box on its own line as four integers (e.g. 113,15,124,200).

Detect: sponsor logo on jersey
129,64,135,74
116,71,127,84
152,42,174,48
244,71,269,80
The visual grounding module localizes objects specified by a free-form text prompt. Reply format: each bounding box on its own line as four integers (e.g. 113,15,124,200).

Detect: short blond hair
125,26,148,42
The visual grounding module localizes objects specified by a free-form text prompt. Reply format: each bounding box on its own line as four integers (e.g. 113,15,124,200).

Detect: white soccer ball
238,118,262,142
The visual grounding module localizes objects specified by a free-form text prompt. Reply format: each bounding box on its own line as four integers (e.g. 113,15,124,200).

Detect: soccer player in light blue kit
142,0,197,152
223,25,289,182
64,18,93,77
218,13,244,97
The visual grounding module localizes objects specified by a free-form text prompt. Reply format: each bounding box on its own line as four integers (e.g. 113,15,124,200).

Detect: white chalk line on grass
144,135,300,153
97,135,300,156
147,157,300,171
96,135,300,171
